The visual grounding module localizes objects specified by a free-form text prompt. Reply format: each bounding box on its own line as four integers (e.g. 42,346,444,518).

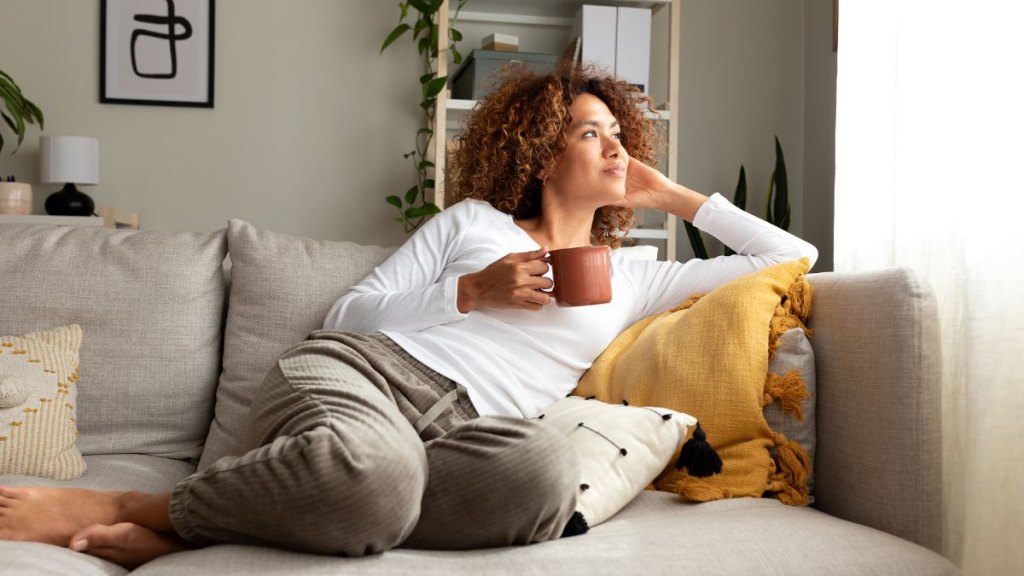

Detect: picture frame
100,0,215,107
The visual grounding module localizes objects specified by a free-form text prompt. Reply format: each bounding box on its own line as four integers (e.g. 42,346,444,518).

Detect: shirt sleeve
322,203,472,333
629,192,819,319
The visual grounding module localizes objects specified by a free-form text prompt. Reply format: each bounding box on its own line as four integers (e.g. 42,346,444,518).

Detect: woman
0,64,816,567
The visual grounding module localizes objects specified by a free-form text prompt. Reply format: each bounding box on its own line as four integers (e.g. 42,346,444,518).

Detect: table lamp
40,135,99,216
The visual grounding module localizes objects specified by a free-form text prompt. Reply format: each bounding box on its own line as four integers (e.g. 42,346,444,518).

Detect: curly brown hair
447,63,663,247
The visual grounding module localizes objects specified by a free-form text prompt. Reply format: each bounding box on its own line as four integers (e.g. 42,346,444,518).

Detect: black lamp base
45,183,95,216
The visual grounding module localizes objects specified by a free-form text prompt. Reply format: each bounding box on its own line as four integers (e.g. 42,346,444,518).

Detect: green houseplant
0,69,44,214
381,0,467,233
0,69,45,157
685,136,789,258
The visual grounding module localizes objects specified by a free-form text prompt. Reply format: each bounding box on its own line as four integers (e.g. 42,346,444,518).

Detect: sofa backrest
198,220,393,469
0,224,227,461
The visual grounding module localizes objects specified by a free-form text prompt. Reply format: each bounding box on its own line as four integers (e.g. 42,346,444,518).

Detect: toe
70,523,120,551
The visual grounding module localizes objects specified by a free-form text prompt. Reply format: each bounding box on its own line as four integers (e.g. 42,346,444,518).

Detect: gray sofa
0,220,959,575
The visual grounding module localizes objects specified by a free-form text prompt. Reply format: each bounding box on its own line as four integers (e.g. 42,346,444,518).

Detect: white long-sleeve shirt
323,194,817,418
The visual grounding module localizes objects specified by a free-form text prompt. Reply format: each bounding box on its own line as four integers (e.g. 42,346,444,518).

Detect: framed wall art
101,0,215,107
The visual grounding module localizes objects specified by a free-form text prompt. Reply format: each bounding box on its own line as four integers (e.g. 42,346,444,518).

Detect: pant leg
402,416,580,550
168,339,428,555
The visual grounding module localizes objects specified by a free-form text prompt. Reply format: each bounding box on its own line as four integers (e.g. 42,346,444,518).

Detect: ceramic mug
547,246,612,307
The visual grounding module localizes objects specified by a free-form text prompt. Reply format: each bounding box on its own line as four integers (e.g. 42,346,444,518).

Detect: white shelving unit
0,215,104,226
431,0,679,260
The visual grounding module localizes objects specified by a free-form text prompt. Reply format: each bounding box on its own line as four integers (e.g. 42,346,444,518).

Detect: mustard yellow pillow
575,259,812,505
0,324,86,479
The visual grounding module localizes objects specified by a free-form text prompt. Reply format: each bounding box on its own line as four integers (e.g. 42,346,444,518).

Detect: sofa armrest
807,268,943,553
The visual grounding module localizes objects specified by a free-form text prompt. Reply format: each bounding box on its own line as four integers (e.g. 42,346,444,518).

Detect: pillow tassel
762,370,810,421
768,431,811,505
675,421,722,477
560,510,590,538
673,475,728,502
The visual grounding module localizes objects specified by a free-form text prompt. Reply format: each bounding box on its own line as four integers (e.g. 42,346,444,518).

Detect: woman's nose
604,138,623,157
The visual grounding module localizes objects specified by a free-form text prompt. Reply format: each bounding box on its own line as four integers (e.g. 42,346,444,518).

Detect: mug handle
540,255,557,301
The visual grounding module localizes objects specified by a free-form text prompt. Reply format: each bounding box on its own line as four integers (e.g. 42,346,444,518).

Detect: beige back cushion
0,225,227,461
198,220,392,469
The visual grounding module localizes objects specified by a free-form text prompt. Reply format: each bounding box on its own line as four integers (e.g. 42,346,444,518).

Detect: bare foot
0,486,123,546
70,523,192,569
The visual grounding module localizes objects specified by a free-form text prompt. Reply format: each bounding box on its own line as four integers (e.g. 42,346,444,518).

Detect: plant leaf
429,24,439,58
772,136,789,231
1,111,16,133
683,221,708,259
404,185,420,204
381,23,411,53
452,47,463,65
386,195,402,208
24,100,43,128
408,0,432,14
725,165,747,256
418,160,435,169
423,178,436,190
424,76,447,97
733,165,747,212
450,29,463,42
413,16,428,40
422,202,442,215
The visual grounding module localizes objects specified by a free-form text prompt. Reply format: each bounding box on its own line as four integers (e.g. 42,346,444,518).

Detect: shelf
456,0,671,23
626,228,669,240
0,215,104,226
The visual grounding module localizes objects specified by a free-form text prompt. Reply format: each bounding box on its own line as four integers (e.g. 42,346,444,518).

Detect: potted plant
0,69,45,215
686,136,789,258
380,0,467,233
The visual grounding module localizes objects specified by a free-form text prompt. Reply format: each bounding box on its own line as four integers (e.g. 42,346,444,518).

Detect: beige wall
1,0,836,261
675,0,834,270
802,0,836,271
1,0,421,246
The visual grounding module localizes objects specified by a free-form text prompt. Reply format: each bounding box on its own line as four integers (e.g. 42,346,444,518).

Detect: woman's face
542,93,629,207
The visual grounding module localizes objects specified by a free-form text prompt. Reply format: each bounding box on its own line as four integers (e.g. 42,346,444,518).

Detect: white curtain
835,1,1024,574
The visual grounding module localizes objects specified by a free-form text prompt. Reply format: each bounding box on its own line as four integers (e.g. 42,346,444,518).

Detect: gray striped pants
167,331,579,555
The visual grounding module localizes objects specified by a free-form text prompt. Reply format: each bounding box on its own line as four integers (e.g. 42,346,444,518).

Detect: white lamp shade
39,135,99,185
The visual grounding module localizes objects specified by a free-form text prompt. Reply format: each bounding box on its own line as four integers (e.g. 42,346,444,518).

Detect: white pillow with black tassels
535,396,696,536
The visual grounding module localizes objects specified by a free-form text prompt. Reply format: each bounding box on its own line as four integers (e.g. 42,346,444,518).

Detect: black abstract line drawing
131,0,193,79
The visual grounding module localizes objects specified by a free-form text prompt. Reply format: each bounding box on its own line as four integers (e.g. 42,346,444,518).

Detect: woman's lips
603,165,625,177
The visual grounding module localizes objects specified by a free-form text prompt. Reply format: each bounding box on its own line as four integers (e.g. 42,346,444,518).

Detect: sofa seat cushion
0,454,195,492
125,492,958,576
0,541,127,576
0,225,228,462
0,455,195,575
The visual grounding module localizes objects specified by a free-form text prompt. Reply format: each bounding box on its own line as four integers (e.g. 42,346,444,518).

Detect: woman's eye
583,130,597,138
613,132,623,141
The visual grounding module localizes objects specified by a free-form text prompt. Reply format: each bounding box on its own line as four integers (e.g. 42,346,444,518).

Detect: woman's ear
535,167,549,186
